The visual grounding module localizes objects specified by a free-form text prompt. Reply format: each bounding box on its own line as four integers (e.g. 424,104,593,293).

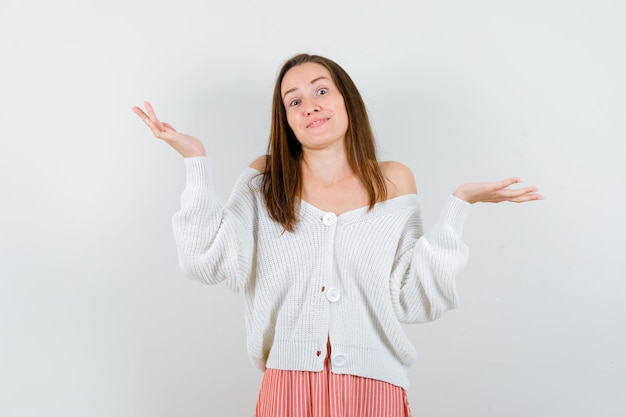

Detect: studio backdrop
0,0,624,416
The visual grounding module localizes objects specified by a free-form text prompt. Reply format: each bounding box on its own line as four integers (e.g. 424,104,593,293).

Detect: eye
288,98,301,107
317,88,328,96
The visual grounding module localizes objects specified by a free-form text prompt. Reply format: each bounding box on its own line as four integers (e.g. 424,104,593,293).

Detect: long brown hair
262,53,387,232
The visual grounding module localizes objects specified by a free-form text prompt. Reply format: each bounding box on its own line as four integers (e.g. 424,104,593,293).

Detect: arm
388,165,542,323
391,195,471,323
132,102,256,291
172,157,257,291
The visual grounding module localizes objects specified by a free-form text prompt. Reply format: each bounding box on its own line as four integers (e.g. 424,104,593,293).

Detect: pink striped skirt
255,348,412,417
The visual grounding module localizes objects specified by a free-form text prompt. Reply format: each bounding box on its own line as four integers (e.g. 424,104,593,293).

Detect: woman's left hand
453,178,543,204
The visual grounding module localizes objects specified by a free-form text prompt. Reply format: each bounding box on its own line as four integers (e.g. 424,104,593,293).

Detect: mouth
306,118,330,128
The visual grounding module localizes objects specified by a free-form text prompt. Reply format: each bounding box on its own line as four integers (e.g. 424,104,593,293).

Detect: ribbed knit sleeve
390,195,471,323
172,157,258,292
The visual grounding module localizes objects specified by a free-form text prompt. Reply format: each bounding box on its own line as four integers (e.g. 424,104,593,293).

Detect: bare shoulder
248,155,268,173
379,160,418,198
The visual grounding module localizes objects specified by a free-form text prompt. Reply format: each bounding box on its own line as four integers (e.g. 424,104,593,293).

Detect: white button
326,287,341,302
322,212,337,226
332,353,346,367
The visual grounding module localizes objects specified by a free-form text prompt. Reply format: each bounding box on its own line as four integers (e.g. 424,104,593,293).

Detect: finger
506,187,543,202
485,185,537,203
144,101,158,121
511,193,544,203
148,123,165,137
132,106,156,131
507,186,538,197
144,102,171,133
163,122,177,132
132,106,148,121
155,131,178,142
497,177,522,189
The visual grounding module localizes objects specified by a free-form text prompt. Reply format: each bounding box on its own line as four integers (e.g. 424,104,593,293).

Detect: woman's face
280,62,349,152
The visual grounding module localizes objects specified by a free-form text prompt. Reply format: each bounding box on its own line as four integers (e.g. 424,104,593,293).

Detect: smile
306,118,330,128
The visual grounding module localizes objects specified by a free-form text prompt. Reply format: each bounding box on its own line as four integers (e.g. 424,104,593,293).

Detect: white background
1,0,625,416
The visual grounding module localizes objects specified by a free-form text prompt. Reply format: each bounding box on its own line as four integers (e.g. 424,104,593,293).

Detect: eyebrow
282,76,331,100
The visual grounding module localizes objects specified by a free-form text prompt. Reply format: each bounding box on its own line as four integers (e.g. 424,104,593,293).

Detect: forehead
281,62,333,94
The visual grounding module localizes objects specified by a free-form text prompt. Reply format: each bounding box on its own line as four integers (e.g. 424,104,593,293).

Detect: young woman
133,53,542,417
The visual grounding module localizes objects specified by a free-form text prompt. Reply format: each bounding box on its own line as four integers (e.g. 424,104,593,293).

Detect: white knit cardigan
173,157,471,389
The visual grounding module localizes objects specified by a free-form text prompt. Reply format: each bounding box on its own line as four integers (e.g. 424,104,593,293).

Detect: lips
306,118,330,128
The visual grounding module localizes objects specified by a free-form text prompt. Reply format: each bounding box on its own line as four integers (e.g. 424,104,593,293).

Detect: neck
301,146,352,186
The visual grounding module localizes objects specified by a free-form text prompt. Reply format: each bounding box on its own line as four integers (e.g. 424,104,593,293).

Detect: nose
306,102,320,115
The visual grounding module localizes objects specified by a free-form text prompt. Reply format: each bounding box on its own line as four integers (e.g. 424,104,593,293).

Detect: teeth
308,119,326,127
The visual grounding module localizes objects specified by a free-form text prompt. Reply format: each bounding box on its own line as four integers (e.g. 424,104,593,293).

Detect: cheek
335,98,348,119
285,111,300,131
337,103,349,129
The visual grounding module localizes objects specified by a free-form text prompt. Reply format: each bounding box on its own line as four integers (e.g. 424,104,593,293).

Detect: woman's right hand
132,101,206,158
